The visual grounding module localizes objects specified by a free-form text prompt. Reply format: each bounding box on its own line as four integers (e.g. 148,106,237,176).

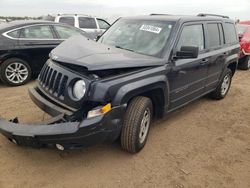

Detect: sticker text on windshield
140,25,162,34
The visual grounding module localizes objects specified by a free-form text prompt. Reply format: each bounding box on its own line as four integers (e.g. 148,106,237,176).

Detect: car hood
50,36,164,71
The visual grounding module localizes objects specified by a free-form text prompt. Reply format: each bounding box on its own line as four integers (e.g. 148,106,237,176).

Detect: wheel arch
113,75,170,118
227,61,237,76
0,53,31,68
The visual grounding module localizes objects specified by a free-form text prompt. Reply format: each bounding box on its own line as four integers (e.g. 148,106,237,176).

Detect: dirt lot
0,71,250,188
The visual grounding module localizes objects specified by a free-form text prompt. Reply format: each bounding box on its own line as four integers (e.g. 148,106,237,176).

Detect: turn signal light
87,103,112,118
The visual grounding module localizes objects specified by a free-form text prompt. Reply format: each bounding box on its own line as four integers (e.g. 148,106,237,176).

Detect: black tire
121,96,153,153
0,58,32,86
238,56,250,70
210,68,232,100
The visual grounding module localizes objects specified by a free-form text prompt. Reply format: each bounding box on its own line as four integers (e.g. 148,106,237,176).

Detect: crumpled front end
0,60,126,150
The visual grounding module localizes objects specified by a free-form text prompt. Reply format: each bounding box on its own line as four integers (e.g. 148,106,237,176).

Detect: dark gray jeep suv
0,14,240,153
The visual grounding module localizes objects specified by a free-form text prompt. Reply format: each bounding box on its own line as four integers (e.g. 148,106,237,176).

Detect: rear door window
207,23,220,48
224,23,238,44
54,25,82,39
59,17,75,26
20,25,54,39
78,17,97,29
177,24,205,51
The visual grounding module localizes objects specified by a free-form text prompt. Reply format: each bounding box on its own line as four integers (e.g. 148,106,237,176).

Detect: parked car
236,24,250,70
0,19,6,24
44,14,110,39
0,20,89,86
0,14,240,153
240,20,250,25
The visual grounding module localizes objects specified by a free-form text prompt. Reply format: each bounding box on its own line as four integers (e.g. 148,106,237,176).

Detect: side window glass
78,17,97,29
54,25,82,39
97,19,110,29
59,17,75,26
20,25,53,39
224,23,238,44
176,24,204,51
207,23,220,48
7,30,20,38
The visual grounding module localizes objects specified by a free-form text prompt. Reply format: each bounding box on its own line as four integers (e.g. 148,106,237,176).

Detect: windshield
99,19,175,57
237,24,249,35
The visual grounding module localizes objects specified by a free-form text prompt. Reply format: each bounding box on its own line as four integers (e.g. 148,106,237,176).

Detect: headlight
73,80,86,99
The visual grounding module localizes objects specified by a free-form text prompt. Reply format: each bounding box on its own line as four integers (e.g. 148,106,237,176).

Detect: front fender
113,75,169,109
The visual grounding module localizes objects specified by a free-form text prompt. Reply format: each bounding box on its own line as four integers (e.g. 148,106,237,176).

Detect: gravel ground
0,70,249,188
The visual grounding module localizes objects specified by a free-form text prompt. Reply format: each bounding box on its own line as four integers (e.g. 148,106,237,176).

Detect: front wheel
0,58,32,86
210,68,232,100
121,96,153,153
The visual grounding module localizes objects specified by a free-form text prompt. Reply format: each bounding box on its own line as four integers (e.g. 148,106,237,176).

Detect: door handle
223,52,229,55
200,59,208,65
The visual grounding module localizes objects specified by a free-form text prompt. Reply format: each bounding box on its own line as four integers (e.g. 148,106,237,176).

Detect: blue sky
0,0,249,21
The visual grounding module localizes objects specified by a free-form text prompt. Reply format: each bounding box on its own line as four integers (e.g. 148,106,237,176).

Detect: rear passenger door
204,22,227,91
18,25,60,74
169,23,208,110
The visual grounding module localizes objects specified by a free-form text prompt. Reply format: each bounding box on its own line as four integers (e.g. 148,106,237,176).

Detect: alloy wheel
5,62,29,84
139,108,151,144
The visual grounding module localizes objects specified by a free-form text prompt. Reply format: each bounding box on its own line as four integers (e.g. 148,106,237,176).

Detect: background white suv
44,14,110,39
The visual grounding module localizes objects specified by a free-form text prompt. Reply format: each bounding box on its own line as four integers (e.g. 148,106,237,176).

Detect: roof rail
150,14,172,16
57,13,90,17
197,13,229,19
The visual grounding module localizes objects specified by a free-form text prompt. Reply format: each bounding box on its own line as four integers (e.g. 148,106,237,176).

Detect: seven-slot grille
38,63,68,98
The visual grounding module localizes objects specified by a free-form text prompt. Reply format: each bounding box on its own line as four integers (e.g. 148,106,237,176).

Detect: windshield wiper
115,45,135,52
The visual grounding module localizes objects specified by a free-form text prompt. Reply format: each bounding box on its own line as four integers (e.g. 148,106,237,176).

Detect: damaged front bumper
0,105,125,150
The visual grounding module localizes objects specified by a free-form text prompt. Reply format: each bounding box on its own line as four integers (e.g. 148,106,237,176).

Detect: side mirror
238,34,243,41
176,46,199,59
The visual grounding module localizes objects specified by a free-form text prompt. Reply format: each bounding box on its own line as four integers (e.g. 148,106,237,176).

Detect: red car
236,23,250,70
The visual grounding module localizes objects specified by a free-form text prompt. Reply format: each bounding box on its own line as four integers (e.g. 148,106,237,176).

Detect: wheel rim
139,108,151,144
5,62,29,84
221,74,231,96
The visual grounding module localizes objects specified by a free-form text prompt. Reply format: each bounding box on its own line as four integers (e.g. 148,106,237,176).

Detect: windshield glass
237,24,249,35
99,19,175,57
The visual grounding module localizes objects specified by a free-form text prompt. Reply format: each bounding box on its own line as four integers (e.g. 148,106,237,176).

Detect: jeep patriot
0,14,240,153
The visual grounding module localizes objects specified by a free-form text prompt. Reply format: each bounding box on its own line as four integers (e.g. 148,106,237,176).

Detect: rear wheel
238,56,250,70
121,96,153,153
0,58,32,86
210,68,232,100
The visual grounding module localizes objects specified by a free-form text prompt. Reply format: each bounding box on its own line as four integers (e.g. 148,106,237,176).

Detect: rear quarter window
224,23,238,44
7,30,20,38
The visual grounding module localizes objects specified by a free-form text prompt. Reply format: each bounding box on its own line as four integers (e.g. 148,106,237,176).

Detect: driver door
168,23,209,110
